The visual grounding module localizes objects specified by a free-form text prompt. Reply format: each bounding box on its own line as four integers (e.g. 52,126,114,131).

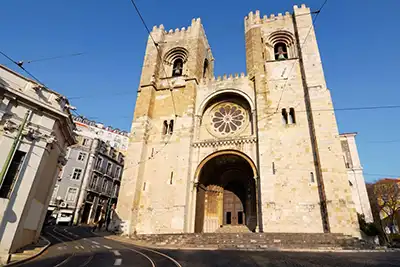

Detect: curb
4,236,51,267
103,235,400,253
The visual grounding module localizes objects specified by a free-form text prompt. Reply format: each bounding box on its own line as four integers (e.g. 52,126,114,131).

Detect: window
170,171,174,185
106,162,113,175
77,152,86,161
310,172,315,183
267,31,296,61
162,120,174,135
72,168,83,180
169,120,174,134
95,157,103,169
66,188,78,202
282,108,288,124
0,151,26,199
289,108,296,124
163,120,168,135
52,184,59,200
115,167,121,178
274,42,288,60
102,180,108,192
90,174,98,188
113,184,119,197
172,59,183,76
203,59,209,78
143,182,146,191
82,138,89,146
272,162,276,175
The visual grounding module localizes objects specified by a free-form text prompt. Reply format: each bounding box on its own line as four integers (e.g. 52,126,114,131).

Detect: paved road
16,226,400,267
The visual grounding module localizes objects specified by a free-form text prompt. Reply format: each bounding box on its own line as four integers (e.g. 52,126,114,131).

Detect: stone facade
117,4,360,237
0,65,75,263
340,133,373,223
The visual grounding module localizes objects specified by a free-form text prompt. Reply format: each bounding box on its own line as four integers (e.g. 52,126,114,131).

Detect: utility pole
0,110,30,187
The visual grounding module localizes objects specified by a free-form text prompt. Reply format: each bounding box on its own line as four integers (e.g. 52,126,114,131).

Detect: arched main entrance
194,151,257,233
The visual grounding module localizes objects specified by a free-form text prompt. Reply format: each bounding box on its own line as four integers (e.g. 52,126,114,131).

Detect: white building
340,133,373,223
0,65,75,263
73,116,129,152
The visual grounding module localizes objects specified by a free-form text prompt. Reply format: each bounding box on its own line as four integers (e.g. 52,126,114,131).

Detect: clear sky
1,0,399,182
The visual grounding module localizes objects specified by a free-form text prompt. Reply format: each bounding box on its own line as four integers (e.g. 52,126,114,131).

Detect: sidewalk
4,236,51,266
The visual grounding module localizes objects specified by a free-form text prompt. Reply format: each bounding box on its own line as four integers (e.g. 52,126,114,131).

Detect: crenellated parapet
200,72,247,85
151,18,203,37
244,4,309,32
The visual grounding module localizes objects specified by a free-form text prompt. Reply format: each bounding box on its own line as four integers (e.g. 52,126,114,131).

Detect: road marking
91,241,100,245
75,245,80,250
114,258,122,266
113,250,121,256
95,245,101,248
103,245,112,249
80,245,85,249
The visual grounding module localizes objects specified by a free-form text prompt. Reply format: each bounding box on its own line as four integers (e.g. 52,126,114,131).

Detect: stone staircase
132,232,374,250
215,225,252,233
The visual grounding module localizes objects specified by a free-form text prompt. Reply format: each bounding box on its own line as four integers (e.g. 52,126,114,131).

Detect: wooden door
223,190,244,225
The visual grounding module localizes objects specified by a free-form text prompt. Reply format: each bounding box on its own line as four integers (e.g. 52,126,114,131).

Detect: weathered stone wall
118,4,360,237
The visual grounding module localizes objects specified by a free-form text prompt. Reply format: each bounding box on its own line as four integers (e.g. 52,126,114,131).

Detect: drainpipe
0,110,30,187
251,77,263,233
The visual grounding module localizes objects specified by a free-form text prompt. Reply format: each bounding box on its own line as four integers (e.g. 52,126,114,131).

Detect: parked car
56,209,74,225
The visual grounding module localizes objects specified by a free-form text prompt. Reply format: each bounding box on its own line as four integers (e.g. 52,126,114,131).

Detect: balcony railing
94,164,106,173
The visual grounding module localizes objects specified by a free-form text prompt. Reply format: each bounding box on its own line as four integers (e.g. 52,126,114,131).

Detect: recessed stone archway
194,151,257,233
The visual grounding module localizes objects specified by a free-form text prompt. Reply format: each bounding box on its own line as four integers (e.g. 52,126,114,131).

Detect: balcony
94,164,105,174
87,183,102,194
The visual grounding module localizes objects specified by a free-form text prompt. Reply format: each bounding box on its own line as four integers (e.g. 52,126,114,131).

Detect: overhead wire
275,0,328,113
0,50,48,87
128,0,178,118
1,52,85,67
126,0,179,165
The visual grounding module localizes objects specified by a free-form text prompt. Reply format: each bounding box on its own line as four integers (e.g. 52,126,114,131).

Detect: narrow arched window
274,42,288,60
282,108,288,124
163,120,168,135
289,108,296,124
172,59,183,77
169,120,174,134
203,59,209,78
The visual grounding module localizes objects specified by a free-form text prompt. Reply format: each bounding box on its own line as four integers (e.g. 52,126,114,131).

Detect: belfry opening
194,151,257,233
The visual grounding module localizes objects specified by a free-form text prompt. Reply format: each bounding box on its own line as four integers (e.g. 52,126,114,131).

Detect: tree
373,179,400,237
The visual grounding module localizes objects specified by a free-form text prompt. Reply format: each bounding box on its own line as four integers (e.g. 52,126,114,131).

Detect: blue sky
1,0,399,182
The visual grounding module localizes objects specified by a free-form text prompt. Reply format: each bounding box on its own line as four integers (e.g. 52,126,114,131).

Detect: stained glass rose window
209,102,247,136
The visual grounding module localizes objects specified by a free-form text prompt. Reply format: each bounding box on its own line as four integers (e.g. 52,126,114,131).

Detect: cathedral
117,4,361,237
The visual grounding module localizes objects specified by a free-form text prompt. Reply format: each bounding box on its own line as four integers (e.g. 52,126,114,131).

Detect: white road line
114,258,122,266
95,245,101,248
75,245,80,250
113,250,121,256
103,245,112,249
91,241,100,245
80,245,85,249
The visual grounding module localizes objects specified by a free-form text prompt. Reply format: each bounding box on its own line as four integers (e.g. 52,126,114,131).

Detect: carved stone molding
3,119,18,132
193,137,257,148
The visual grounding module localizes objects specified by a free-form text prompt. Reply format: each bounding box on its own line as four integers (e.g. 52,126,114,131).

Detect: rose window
209,102,247,136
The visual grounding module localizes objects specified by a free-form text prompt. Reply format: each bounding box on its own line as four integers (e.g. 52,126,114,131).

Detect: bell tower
117,18,214,235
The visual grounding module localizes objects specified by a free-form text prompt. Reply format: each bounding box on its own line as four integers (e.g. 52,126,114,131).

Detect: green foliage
358,213,381,236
